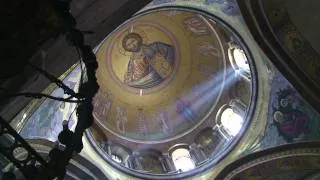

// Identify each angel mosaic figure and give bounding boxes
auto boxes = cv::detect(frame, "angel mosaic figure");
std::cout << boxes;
[115,106,128,134]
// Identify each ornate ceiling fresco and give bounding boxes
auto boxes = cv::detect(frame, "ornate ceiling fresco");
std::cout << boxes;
[238,0,320,111]
[243,69,320,155]
[12,3,258,178]
[85,8,256,178]
[11,0,320,179]
[92,10,248,143]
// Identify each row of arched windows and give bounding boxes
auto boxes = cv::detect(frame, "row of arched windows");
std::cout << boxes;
[105,144,196,173]
[99,98,246,173]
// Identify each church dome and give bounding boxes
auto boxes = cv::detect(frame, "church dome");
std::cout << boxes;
[88,8,256,178]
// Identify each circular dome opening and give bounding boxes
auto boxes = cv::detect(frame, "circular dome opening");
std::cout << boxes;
[87,7,257,179]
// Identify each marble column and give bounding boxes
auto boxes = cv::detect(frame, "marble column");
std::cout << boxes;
[230,99,246,116]
[189,143,206,165]
[107,142,112,155]
[130,151,143,170]
[162,153,176,172]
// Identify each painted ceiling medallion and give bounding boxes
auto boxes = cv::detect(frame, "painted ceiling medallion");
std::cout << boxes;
[107,22,179,92]
[93,10,235,143]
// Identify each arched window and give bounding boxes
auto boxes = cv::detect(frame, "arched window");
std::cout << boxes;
[232,48,249,72]
[228,43,251,79]
[171,148,195,172]
[220,108,243,136]
[107,142,131,167]
[111,154,122,163]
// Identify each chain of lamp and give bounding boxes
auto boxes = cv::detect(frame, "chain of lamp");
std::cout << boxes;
[0,0,99,179]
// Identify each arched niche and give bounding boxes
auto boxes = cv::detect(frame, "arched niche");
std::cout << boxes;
[194,127,218,157]
[132,149,166,174]
[89,123,108,150]
[107,142,132,167]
